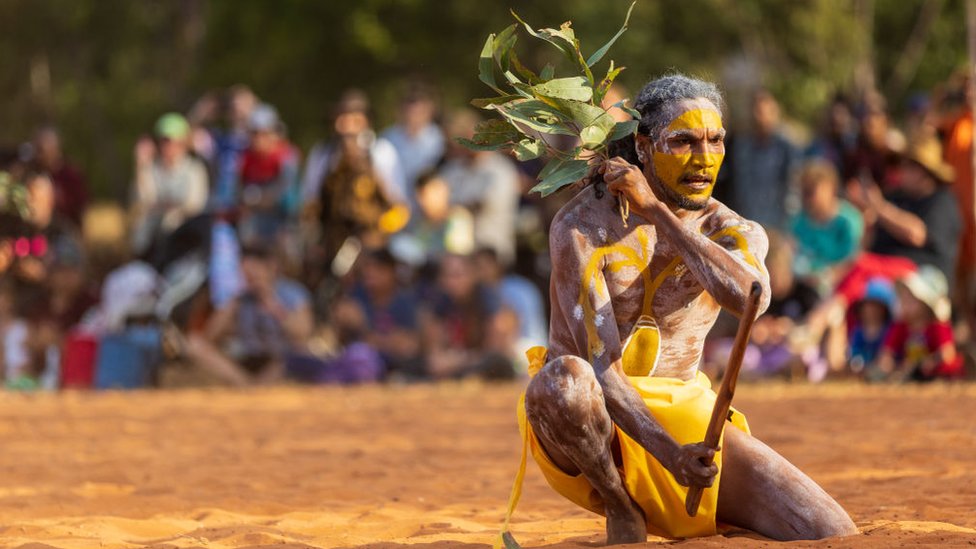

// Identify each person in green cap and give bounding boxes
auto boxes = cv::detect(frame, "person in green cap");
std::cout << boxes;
[131,112,210,257]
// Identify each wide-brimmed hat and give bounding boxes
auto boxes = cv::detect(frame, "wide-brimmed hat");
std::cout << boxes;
[904,137,955,184]
[898,265,952,322]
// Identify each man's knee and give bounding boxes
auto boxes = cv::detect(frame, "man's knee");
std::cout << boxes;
[525,355,608,431]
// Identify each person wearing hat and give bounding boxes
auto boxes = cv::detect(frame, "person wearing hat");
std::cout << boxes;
[131,112,210,257]
[876,265,963,381]
[236,103,301,245]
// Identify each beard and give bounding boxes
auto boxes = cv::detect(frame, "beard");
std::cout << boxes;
[649,176,711,211]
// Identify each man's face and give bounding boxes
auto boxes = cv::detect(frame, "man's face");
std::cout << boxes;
[642,99,725,210]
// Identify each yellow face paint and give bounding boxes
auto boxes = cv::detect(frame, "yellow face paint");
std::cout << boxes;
[651,109,725,203]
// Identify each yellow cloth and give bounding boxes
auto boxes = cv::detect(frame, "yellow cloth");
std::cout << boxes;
[504,346,750,542]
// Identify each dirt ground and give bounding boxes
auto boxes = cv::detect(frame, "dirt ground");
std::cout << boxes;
[1,381,975,549]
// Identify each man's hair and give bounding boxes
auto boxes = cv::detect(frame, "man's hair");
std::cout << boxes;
[634,73,725,143]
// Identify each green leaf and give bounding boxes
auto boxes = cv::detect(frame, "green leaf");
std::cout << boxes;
[539,64,555,80]
[531,76,593,102]
[593,61,625,106]
[478,34,503,94]
[456,118,521,151]
[580,124,611,149]
[512,138,545,161]
[608,119,639,142]
[492,24,518,72]
[538,97,615,133]
[611,99,641,120]
[586,1,636,67]
[470,95,522,109]
[509,50,540,85]
[490,100,576,136]
[511,10,592,84]
[530,159,591,196]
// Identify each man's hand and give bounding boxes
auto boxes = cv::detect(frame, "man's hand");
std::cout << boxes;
[666,442,719,488]
[600,156,660,214]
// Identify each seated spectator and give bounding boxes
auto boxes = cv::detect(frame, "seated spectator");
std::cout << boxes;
[807,138,962,354]
[186,244,312,385]
[381,82,445,199]
[843,101,904,191]
[131,113,209,258]
[237,103,301,244]
[390,170,474,266]
[210,85,258,210]
[876,266,962,381]
[345,248,423,379]
[28,125,90,228]
[473,247,547,361]
[848,277,895,378]
[790,160,863,290]
[420,253,516,380]
[0,281,31,389]
[842,136,961,299]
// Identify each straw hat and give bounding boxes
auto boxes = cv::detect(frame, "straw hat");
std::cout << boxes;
[898,265,952,322]
[904,137,955,184]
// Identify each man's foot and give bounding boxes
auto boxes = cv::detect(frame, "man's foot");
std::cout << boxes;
[605,499,646,545]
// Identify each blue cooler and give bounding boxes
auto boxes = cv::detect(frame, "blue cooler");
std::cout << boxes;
[93,326,162,389]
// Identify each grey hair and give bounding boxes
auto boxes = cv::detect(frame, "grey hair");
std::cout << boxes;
[634,73,725,143]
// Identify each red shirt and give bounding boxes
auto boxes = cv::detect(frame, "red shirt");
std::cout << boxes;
[882,320,962,377]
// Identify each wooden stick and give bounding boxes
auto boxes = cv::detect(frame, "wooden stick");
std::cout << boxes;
[685,281,763,517]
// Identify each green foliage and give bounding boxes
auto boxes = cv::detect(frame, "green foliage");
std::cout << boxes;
[0,172,31,219]
[464,3,639,196]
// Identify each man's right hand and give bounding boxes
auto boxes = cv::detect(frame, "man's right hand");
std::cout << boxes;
[666,442,719,488]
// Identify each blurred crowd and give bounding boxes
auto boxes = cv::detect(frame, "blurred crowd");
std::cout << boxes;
[0,72,973,390]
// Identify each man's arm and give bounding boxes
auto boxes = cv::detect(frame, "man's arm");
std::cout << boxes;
[602,157,771,316]
[549,217,718,487]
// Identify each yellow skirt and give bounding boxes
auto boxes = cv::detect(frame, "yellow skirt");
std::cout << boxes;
[515,348,750,539]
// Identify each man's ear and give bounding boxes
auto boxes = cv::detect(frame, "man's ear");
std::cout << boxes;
[635,134,653,163]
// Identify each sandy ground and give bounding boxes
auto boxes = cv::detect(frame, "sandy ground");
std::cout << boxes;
[1,381,975,549]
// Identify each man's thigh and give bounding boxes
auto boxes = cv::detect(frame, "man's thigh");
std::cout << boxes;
[717,425,857,541]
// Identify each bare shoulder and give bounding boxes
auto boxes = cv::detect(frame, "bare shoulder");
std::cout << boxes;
[549,187,620,252]
[700,199,768,244]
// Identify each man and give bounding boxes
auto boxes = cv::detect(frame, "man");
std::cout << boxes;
[720,89,799,230]
[380,82,445,198]
[186,244,313,386]
[29,126,90,228]
[522,74,856,543]
[439,109,520,266]
[130,113,209,257]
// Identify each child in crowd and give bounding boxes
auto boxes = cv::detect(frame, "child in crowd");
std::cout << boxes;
[876,265,962,381]
[790,159,863,293]
[847,277,896,378]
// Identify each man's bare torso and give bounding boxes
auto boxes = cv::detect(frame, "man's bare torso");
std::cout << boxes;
[547,187,766,381]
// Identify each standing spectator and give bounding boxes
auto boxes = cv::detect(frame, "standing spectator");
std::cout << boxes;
[186,244,313,386]
[790,160,863,289]
[843,103,903,191]
[381,82,445,200]
[237,104,300,245]
[301,90,407,277]
[806,93,858,176]
[939,75,976,331]
[439,109,519,265]
[27,126,89,228]
[420,253,516,379]
[722,89,800,230]
[210,85,258,211]
[130,113,209,258]
[877,266,962,381]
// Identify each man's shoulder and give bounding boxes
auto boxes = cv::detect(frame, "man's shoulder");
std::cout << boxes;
[700,198,764,234]
[551,187,617,235]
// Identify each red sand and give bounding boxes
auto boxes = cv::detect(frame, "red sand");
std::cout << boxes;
[0,381,975,548]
